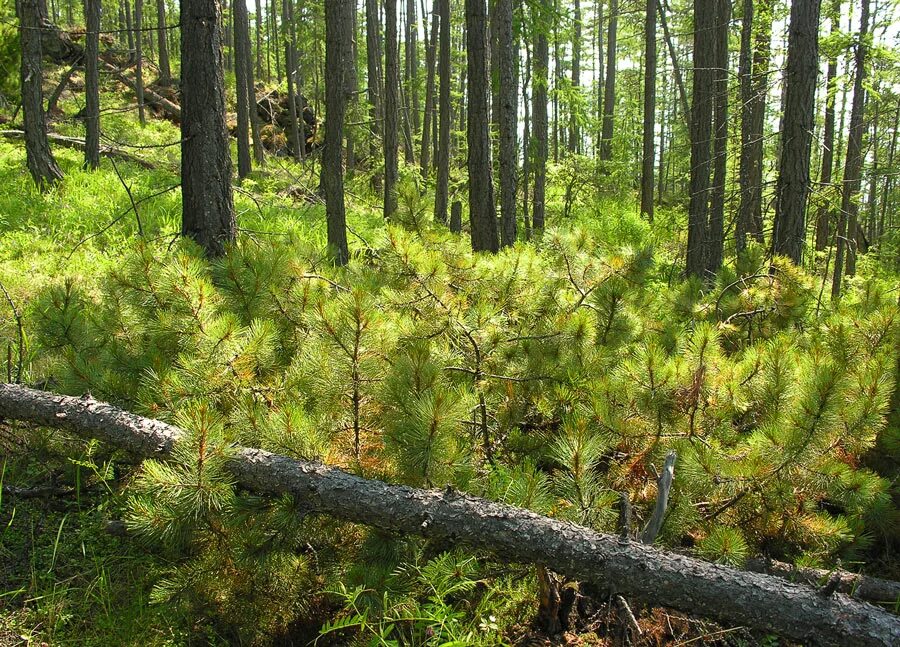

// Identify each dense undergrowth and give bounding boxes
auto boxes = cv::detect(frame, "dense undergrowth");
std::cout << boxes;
[1,82,899,645]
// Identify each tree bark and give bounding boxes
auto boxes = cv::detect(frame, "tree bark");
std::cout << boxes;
[832,0,869,298]
[180,0,235,258]
[532,4,549,233]
[255,0,263,78]
[705,0,729,275]
[420,0,439,177]
[772,0,820,265]
[568,0,581,153]
[599,0,617,162]
[814,4,839,252]
[640,0,657,222]
[686,0,715,278]
[17,0,63,188]
[323,0,351,265]
[1,383,898,647]
[384,0,400,218]
[234,0,252,179]
[283,0,302,161]
[156,0,171,84]
[83,0,101,170]
[434,0,451,224]
[497,0,516,247]
[366,0,384,190]
[465,0,499,252]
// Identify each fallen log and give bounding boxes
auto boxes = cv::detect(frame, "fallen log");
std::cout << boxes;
[746,557,900,607]
[0,383,897,646]
[102,64,181,122]
[0,130,155,169]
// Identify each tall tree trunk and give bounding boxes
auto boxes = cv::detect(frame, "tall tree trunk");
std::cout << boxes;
[283,0,302,161]
[17,0,63,188]
[877,99,900,242]
[156,0,171,83]
[595,0,604,155]
[640,0,657,221]
[434,0,451,224]
[324,0,352,265]
[706,0,729,275]
[523,31,532,238]
[134,0,146,125]
[466,0,499,252]
[532,4,549,233]
[657,1,689,125]
[772,0,820,265]
[234,0,252,179]
[599,0,617,162]
[346,2,360,174]
[568,0,581,153]
[833,0,870,292]
[686,0,716,278]
[84,0,101,170]
[814,5,839,252]
[255,0,263,79]
[420,0,439,177]
[741,0,772,243]
[366,0,384,191]
[124,0,135,61]
[384,0,400,218]
[552,0,560,162]
[736,0,754,253]
[497,0,516,247]
[180,0,236,257]
[405,0,420,136]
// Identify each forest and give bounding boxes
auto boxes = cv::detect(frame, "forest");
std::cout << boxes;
[0,0,899,644]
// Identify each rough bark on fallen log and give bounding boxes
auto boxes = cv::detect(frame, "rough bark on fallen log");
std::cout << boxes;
[0,383,897,646]
[0,130,155,169]
[746,557,900,607]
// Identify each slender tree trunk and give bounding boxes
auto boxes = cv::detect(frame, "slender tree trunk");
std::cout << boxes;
[568,0,581,153]
[640,0,657,221]
[434,0,451,224]
[124,0,135,60]
[255,0,262,79]
[19,0,64,188]
[385,0,400,218]
[283,0,302,161]
[746,0,772,243]
[234,0,252,178]
[706,0,729,274]
[552,0,561,163]
[686,0,716,278]
[815,7,839,252]
[134,0,146,125]
[595,0,604,155]
[346,2,360,174]
[323,0,352,265]
[420,0,439,177]
[532,4,549,233]
[833,0,870,291]
[772,0,821,265]
[466,0,499,252]
[156,0,171,83]
[736,0,754,253]
[84,0,101,170]
[878,99,900,242]
[497,0,516,246]
[523,32,532,238]
[180,0,236,257]
[366,0,384,190]
[406,0,420,136]
[599,0,617,162]
[657,1,689,125]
